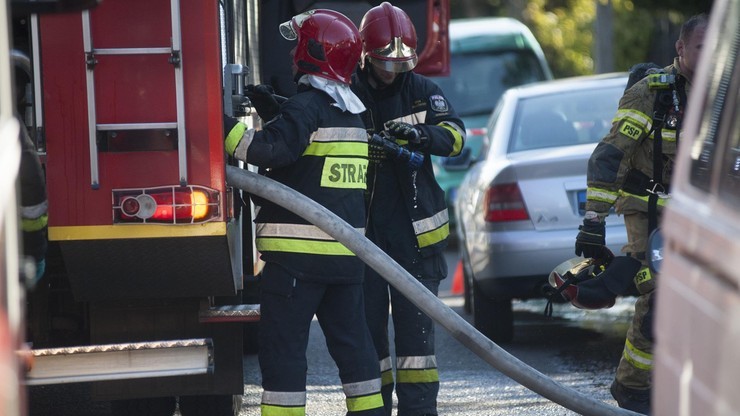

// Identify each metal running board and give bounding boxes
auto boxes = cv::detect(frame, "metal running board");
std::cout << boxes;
[24,338,212,385]
[199,304,261,323]
[82,0,188,189]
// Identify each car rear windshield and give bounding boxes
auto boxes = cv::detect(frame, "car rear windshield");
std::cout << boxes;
[433,51,548,117]
[509,84,625,152]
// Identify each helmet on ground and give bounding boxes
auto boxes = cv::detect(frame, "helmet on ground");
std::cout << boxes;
[279,9,362,84]
[358,2,418,73]
[549,249,643,310]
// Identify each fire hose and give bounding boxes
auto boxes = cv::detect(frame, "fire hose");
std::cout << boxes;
[226,165,641,416]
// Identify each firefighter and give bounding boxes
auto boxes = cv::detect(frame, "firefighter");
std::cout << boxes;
[350,3,465,415]
[574,13,708,414]
[223,9,384,416]
[18,119,48,288]
[14,58,47,288]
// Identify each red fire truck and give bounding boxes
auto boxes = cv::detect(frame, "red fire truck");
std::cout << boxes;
[10,0,449,414]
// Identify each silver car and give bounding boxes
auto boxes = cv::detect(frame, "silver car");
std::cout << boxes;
[454,73,630,342]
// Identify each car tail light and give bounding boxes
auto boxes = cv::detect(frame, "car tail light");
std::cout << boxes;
[484,183,529,222]
[113,185,220,224]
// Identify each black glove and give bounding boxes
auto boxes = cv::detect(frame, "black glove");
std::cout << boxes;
[385,121,423,144]
[575,217,606,259]
[245,84,281,121]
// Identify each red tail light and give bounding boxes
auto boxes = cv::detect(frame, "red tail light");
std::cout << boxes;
[113,185,220,224]
[484,183,529,222]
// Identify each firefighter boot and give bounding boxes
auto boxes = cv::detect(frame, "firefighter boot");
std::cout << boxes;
[610,380,650,415]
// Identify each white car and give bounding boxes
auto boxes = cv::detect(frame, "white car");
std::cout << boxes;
[652,0,740,414]
[454,73,630,342]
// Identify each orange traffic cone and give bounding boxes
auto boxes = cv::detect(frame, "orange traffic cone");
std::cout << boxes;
[451,260,464,295]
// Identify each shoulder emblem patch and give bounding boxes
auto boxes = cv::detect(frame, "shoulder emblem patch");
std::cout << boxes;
[430,95,448,112]
[619,120,644,140]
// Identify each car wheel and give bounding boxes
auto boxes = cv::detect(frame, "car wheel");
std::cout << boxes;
[471,279,514,343]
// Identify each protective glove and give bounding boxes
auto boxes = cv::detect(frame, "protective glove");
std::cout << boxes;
[575,213,606,259]
[384,121,424,145]
[245,84,281,121]
[223,114,247,157]
[572,277,616,309]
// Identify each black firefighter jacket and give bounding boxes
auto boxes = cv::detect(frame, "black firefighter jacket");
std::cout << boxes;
[351,68,466,271]
[233,85,369,283]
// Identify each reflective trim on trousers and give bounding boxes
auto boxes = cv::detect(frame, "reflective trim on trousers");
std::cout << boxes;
[622,338,653,371]
[396,355,439,383]
[261,390,306,416]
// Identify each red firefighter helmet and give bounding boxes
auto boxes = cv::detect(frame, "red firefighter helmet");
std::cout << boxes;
[279,9,362,84]
[358,2,418,73]
[548,249,644,311]
[548,249,617,310]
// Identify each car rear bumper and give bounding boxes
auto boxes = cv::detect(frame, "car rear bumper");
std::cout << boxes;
[466,224,628,299]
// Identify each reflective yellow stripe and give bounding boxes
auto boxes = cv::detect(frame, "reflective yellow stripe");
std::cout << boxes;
[417,223,449,248]
[257,223,364,240]
[261,404,305,416]
[303,141,368,157]
[379,357,394,386]
[256,237,354,256]
[413,210,449,248]
[396,368,439,384]
[623,338,653,371]
[587,187,619,204]
[346,393,384,412]
[22,214,48,232]
[619,191,669,207]
[615,109,652,131]
[657,129,677,142]
[393,112,426,126]
[380,369,394,386]
[396,355,439,383]
[48,223,227,241]
[225,122,247,156]
[634,267,653,286]
[309,126,368,143]
[21,200,48,219]
[321,157,367,189]
[439,121,465,156]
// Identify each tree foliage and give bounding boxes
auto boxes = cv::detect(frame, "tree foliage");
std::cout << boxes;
[450,0,714,78]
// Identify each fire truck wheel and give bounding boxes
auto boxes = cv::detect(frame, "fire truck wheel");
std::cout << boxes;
[110,397,176,416]
[179,394,242,416]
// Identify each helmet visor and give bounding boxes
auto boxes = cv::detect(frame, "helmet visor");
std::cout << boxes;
[368,56,418,73]
[279,10,315,41]
[366,37,417,73]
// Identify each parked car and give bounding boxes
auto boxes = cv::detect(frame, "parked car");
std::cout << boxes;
[454,73,630,342]
[430,17,553,229]
[652,1,740,414]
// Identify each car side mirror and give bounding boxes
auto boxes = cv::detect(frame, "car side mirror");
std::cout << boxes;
[441,147,473,171]
[647,228,663,275]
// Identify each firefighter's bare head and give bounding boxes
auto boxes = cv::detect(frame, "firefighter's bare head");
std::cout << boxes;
[676,13,709,81]
[279,9,362,85]
[359,2,418,75]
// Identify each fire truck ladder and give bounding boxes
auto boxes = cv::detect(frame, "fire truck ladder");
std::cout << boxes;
[81,0,188,189]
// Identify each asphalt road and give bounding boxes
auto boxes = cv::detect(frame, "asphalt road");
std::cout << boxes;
[28,247,636,415]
